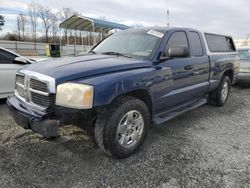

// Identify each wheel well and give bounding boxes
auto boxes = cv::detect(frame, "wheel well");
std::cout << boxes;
[119,90,153,119]
[223,69,234,83]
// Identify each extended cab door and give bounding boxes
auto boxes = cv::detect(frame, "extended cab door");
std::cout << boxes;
[0,49,24,97]
[155,30,210,112]
[186,30,210,96]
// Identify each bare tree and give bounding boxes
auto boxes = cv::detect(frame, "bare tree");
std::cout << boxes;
[28,1,39,42]
[19,14,28,40]
[38,5,52,43]
[16,16,21,40]
[51,13,58,43]
[0,15,5,31]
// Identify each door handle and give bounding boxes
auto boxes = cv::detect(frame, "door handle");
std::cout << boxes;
[193,71,200,75]
[184,65,193,70]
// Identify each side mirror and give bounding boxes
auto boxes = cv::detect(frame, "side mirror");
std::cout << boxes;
[14,57,29,64]
[168,46,190,58]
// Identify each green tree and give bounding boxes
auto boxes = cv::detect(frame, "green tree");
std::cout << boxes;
[0,15,5,31]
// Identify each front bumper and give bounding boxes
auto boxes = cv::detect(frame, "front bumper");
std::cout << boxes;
[7,96,59,138]
[7,96,97,138]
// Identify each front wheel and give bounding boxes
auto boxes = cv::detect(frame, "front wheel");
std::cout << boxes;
[95,96,150,159]
[210,75,231,106]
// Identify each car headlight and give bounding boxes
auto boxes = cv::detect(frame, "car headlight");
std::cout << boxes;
[56,83,94,109]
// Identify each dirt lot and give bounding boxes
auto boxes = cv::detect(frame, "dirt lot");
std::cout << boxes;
[0,86,249,188]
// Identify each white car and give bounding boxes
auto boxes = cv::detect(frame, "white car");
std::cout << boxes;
[0,47,35,99]
[237,48,250,83]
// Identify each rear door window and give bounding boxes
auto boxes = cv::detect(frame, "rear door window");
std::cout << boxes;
[205,34,236,52]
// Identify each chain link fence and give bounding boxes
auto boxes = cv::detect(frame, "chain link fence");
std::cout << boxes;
[0,40,92,56]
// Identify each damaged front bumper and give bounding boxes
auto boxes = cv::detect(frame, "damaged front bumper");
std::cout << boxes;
[7,96,96,138]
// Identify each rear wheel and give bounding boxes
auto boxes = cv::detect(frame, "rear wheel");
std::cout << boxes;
[95,96,150,159]
[210,75,231,106]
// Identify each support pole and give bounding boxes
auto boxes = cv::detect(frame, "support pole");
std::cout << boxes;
[74,29,77,56]
[88,31,90,46]
[101,28,103,41]
[67,29,70,56]
[92,22,95,45]
[59,28,62,53]
[81,30,84,52]
[67,29,69,46]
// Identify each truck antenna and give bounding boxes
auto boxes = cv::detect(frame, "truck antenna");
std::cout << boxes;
[167,9,170,27]
[166,0,170,27]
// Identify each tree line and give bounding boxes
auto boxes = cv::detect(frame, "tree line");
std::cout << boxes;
[0,15,4,31]
[0,1,95,45]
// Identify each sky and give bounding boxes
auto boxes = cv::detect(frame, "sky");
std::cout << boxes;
[0,0,250,39]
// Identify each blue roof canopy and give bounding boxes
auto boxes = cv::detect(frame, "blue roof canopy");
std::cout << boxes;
[59,15,131,33]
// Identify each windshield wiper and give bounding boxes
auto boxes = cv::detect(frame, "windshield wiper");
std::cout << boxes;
[102,52,132,58]
[88,50,96,54]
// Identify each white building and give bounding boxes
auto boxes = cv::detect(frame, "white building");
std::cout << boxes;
[234,39,250,48]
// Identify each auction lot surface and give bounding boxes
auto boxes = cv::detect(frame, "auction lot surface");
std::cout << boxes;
[0,86,249,188]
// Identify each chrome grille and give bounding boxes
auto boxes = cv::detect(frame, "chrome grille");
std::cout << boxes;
[15,71,55,110]
[30,78,48,92]
[16,75,25,85]
[15,75,26,98]
[31,92,52,108]
[16,84,26,98]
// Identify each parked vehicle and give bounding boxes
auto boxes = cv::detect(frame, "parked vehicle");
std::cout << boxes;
[237,48,250,82]
[0,47,35,99]
[7,27,240,158]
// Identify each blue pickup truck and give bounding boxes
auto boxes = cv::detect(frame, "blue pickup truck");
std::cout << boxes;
[7,27,240,158]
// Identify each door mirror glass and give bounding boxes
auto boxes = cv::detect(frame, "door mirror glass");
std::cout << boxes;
[159,31,189,61]
[168,46,190,58]
[13,57,28,64]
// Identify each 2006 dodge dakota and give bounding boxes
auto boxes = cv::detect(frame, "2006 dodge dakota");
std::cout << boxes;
[7,27,240,158]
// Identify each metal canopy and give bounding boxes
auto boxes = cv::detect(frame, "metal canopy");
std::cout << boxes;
[59,15,131,55]
[59,15,131,32]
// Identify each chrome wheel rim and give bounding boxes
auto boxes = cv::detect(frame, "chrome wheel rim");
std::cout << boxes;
[117,110,144,149]
[221,81,229,102]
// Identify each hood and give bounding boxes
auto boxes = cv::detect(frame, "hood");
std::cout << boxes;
[240,59,250,69]
[24,54,152,84]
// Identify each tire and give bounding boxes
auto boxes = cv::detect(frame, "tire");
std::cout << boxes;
[95,96,150,159]
[210,75,231,106]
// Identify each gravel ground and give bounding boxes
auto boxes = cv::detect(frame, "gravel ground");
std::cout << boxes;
[0,86,249,188]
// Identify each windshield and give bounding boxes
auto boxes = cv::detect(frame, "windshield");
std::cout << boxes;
[92,29,164,59]
[238,49,250,60]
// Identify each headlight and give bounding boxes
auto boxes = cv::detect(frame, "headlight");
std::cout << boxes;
[56,83,94,109]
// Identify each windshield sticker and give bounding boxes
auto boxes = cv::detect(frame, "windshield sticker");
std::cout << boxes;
[147,30,164,38]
